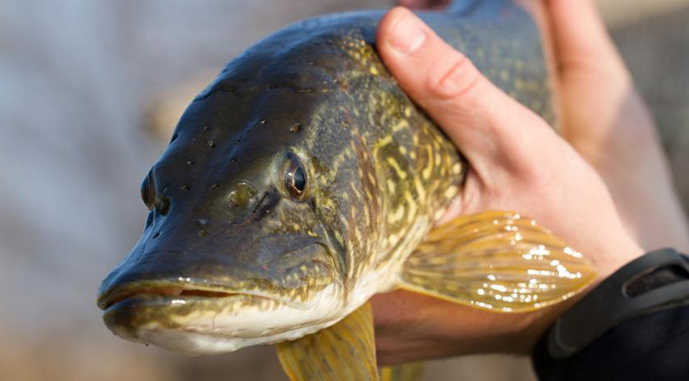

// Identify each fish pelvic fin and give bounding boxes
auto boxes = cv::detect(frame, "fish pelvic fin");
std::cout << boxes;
[399,211,597,312]
[276,302,379,381]
[379,362,424,381]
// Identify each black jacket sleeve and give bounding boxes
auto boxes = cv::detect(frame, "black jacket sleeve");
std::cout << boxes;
[533,304,689,381]
[533,250,689,381]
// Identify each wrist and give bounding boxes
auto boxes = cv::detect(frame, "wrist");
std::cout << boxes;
[595,234,644,281]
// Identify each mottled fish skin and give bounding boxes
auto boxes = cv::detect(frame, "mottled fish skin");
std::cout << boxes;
[97,0,552,353]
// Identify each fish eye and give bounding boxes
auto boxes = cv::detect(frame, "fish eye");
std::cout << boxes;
[283,153,308,200]
[140,172,156,210]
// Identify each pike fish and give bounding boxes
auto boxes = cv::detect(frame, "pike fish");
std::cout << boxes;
[97,0,596,379]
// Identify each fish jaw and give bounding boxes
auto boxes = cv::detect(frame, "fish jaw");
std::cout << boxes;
[100,283,349,355]
[96,242,404,355]
[96,237,350,354]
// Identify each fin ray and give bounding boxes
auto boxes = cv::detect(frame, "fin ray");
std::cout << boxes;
[380,362,424,381]
[276,302,379,381]
[400,211,596,312]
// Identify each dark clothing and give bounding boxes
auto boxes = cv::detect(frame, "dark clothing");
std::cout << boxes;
[533,250,689,381]
[533,304,689,381]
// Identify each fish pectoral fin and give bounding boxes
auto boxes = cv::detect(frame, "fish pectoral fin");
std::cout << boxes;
[380,362,424,381]
[400,211,597,313]
[276,302,379,381]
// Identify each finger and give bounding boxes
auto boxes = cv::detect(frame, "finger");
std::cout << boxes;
[544,0,627,78]
[376,7,554,172]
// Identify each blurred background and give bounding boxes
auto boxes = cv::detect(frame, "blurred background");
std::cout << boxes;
[1,0,687,380]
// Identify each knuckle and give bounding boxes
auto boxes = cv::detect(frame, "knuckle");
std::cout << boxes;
[426,50,482,100]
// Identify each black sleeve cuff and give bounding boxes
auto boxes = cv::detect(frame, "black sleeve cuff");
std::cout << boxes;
[532,249,689,381]
[533,304,689,381]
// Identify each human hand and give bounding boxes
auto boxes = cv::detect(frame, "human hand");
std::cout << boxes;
[541,0,689,252]
[371,5,644,364]
[398,0,689,254]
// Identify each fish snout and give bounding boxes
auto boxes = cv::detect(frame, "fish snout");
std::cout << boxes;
[97,236,339,311]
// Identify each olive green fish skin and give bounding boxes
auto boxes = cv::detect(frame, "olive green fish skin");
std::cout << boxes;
[98,0,552,350]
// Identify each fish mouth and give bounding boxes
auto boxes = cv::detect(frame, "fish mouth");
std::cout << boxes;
[97,281,291,350]
[97,278,345,354]
[97,282,273,311]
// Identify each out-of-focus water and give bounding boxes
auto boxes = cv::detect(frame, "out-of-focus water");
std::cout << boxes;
[0,0,687,380]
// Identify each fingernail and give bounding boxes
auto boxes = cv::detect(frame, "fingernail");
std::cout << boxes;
[387,11,426,54]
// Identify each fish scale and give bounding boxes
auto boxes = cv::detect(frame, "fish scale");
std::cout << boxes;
[294,25,467,285]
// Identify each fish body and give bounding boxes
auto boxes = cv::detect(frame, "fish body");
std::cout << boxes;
[97,0,592,376]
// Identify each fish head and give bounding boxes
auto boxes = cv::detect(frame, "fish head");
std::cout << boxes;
[97,17,391,354]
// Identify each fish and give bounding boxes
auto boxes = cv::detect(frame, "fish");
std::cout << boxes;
[97,0,596,379]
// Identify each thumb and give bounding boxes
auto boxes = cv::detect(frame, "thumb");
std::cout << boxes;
[376,7,554,174]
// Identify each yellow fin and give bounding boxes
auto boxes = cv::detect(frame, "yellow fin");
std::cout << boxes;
[400,211,596,312]
[276,302,379,381]
[380,362,424,381]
